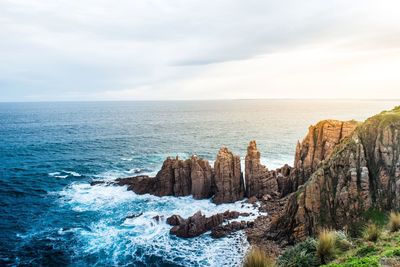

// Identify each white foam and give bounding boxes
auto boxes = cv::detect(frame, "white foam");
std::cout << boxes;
[49,172,61,176]
[63,170,82,177]
[59,183,137,212]
[59,182,260,266]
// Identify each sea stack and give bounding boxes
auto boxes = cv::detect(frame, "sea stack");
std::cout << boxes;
[213,147,245,204]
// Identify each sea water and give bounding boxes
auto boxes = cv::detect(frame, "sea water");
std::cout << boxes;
[0,100,398,266]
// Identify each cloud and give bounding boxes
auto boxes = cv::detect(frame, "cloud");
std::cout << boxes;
[0,0,400,101]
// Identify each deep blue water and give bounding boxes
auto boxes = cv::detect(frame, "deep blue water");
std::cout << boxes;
[1,100,398,266]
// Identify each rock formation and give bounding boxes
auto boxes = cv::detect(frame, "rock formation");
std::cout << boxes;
[269,107,400,243]
[190,156,214,199]
[275,120,359,197]
[211,220,254,238]
[293,120,359,186]
[167,210,248,238]
[213,147,245,204]
[245,141,279,198]
[116,155,214,199]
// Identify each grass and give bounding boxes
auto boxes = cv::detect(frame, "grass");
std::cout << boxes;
[243,247,275,267]
[317,229,336,264]
[321,229,400,267]
[364,223,381,242]
[389,212,400,232]
[277,238,320,267]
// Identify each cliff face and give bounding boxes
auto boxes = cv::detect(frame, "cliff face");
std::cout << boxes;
[287,120,359,195]
[269,107,400,243]
[213,147,245,204]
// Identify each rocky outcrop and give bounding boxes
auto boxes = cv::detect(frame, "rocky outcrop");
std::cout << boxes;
[167,210,247,238]
[293,120,359,185]
[213,147,245,204]
[190,157,214,199]
[245,141,279,197]
[211,220,254,238]
[273,120,358,197]
[269,107,400,243]
[116,155,214,199]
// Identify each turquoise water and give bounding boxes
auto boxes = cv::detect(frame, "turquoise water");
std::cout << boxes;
[0,100,398,266]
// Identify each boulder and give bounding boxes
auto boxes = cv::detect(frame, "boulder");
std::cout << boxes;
[169,210,245,238]
[166,214,185,226]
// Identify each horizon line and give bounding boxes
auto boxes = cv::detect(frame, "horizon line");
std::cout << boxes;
[1,98,400,103]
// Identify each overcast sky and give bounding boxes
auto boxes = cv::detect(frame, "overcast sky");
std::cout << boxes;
[1,0,400,101]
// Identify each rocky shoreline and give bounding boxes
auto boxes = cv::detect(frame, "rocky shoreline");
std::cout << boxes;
[91,106,400,258]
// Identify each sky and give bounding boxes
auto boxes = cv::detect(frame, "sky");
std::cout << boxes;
[1,0,400,101]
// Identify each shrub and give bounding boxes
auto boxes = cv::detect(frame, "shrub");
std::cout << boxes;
[277,238,320,267]
[389,212,400,232]
[243,247,275,267]
[323,256,379,267]
[317,229,336,264]
[363,223,381,242]
[356,244,378,257]
[334,231,352,251]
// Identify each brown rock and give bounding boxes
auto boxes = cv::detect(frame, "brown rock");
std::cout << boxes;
[190,156,214,199]
[116,175,157,195]
[211,221,252,238]
[213,147,245,204]
[269,107,400,243]
[169,210,245,238]
[294,120,358,184]
[245,141,278,198]
[166,215,185,226]
[247,196,258,204]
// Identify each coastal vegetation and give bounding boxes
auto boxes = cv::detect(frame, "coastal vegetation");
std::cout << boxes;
[244,211,400,267]
[245,220,400,267]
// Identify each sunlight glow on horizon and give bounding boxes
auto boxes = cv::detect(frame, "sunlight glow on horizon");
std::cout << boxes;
[1,0,400,101]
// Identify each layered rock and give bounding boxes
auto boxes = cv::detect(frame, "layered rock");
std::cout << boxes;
[190,156,214,199]
[274,120,358,197]
[167,210,246,238]
[213,147,245,204]
[116,155,213,198]
[293,120,359,184]
[269,107,400,243]
[245,141,278,198]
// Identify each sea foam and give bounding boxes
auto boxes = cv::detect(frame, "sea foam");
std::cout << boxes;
[59,180,261,266]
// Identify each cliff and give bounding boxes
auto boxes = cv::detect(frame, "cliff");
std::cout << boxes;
[269,106,400,243]
[278,120,358,196]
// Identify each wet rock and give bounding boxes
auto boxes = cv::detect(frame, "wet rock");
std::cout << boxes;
[166,215,185,226]
[90,180,106,186]
[247,196,258,204]
[169,210,246,238]
[126,212,143,219]
[211,221,253,238]
[152,215,163,223]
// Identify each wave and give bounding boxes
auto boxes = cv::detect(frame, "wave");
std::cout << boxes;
[48,170,82,179]
[58,181,262,266]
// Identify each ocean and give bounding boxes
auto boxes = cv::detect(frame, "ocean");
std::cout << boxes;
[0,100,398,266]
